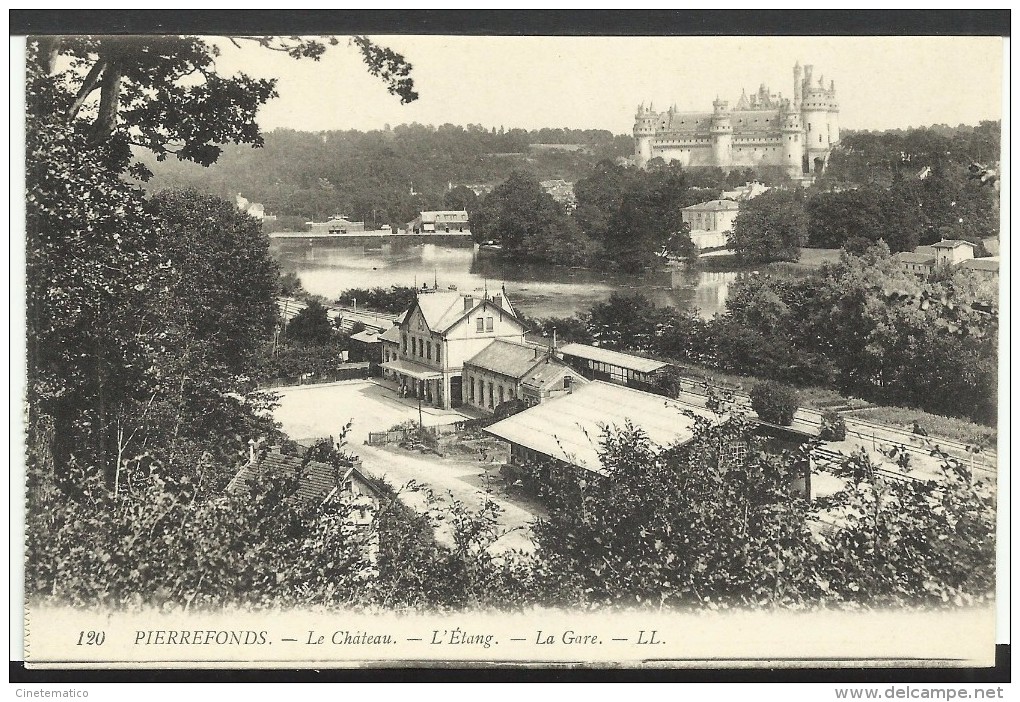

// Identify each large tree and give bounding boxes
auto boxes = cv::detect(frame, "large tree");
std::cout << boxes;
[33,35,416,171]
[472,170,596,265]
[25,34,418,484]
[730,189,809,263]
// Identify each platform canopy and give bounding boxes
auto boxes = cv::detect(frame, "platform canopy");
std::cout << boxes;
[380,359,442,380]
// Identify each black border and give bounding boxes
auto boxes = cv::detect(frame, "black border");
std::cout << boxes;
[8,10,1012,37]
[10,7,1010,685]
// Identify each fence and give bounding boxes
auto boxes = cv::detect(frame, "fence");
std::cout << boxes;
[366,420,486,446]
[261,362,373,389]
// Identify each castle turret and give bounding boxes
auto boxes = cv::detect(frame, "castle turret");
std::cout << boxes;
[633,103,658,167]
[793,61,803,109]
[781,110,804,177]
[710,97,732,167]
[800,65,830,174]
[826,79,840,147]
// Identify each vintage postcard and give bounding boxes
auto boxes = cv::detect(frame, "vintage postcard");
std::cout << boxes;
[14,26,1006,671]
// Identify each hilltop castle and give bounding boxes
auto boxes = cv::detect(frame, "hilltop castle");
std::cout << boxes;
[633,62,839,178]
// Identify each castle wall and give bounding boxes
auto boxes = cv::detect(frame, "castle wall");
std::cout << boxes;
[649,143,715,167]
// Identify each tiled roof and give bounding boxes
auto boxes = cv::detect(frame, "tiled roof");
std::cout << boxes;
[894,252,935,264]
[410,293,520,334]
[484,381,721,475]
[557,343,669,374]
[959,258,999,272]
[521,358,587,390]
[682,199,740,212]
[226,452,342,507]
[465,340,545,379]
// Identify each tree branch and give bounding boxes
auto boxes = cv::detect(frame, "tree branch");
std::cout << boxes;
[66,58,107,123]
[89,59,122,144]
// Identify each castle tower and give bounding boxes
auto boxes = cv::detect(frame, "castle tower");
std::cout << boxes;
[633,103,658,167]
[800,65,830,174]
[710,97,732,167]
[781,109,804,177]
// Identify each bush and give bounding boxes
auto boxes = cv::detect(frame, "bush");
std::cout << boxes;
[819,410,847,441]
[749,381,800,426]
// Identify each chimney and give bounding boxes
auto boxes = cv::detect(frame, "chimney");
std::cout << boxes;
[492,294,502,309]
[463,295,474,311]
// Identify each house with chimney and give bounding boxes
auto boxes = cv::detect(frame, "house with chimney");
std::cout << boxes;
[380,290,527,409]
[226,446,386,561]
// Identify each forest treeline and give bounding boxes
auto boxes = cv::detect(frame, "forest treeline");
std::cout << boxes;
[139,124,633,226]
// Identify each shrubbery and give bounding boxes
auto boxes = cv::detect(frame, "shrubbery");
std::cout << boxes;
[750,381,800,426]
[819,410,848,441]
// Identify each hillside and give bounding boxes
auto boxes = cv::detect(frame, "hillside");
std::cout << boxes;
[138,124,633,227]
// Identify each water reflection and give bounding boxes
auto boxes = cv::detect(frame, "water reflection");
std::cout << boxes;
[270,239,744,320]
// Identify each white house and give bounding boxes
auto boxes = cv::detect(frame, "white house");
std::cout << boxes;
[380,290,527,409]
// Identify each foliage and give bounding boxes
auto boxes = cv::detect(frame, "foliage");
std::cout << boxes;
[845,407,996,449]
[472,170,597,266]
[572,160,714,271]
[141,125,632,227]
[750,381,800,426]
[34,35,415,171]
[648,366,685,399]
[278,270,306,298]
[730,189,809,263]
[25,438,374,610]
[529,418,824,608]
[336,285,418,315]
[814,447,995,608]
[819,410,847,441]
[518,313,593,346]
[823,122,1001,188]
[286,300,335,346]
[263,216,311,234]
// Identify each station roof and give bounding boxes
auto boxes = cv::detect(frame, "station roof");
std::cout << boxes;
[484,381,719,475]
[557,343,669,374]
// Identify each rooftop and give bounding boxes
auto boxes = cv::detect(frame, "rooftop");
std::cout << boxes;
[521,357,584,390]
[350,329,381,344]
[682,199,741,212]
[227,452,384,508]
[411,291,518,332]
[557,343,670,374]
[379,325,402,344]
[484,381,720,475]
[464,340,545,379]
[959,257,999,272]
[419,210,470,222]
[894,252,935,264]
[933,239,976,250]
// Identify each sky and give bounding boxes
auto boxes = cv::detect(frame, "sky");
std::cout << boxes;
[209,35,1006,135]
